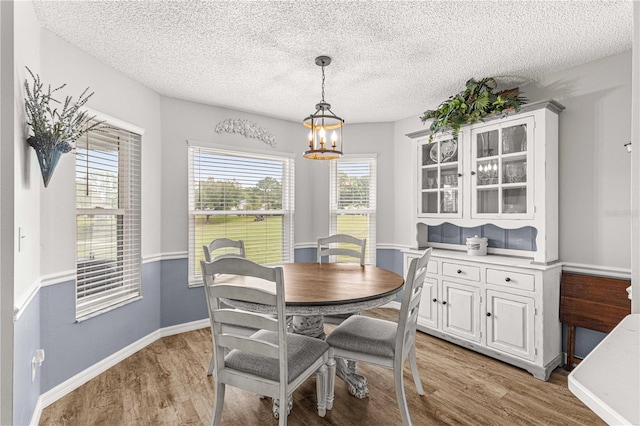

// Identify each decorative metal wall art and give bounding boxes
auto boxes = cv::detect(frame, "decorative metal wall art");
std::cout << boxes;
[215,119,277,148]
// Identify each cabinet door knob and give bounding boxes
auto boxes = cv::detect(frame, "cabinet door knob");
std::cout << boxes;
[457,269,462,274]
[486,312,492,317]
[505,277,511,282]
[470,171,476,176]
[442,301,447,305]
[458,173,462,177]
[432,298,437,303]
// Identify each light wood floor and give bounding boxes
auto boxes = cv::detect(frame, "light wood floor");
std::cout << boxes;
[40,308,604,425]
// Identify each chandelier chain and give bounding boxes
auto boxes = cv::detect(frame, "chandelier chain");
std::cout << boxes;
[321,63,326,102]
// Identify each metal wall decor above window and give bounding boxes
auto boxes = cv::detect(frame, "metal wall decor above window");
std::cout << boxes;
[303,56,344,160]
[76,119,142,320]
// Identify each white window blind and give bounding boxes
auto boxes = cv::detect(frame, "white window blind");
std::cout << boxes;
[188,145,294,285]
[76,122,142,320]
[330,157,377,264]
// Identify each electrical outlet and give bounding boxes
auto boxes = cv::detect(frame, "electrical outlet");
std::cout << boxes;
[31,349,45,382]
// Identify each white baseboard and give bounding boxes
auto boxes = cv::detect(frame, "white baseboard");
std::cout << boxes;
[160,318,209,338]
[28,395,44,426]
[39,331,160,408]
[35,318,210,420]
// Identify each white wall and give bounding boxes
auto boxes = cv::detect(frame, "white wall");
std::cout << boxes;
[522,51,632,269]
[394,114,422,249]
[309,122,397,247]
[13,0,42,310]
[160,97,306,253]
[12,2,164,307]
[159,96,396,254]
[37,29,163,279]
[632,3,639,313]
[394,51,633,271]
[1,2,16,424]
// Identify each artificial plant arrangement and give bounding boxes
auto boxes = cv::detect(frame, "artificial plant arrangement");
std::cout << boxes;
[24,67,102,187]
[420,77,527,141]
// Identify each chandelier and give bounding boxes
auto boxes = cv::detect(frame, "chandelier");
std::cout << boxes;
[303,56,344,160]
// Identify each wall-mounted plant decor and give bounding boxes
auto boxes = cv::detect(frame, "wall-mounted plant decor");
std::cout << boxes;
[24,67,102,187]
[215,118,277,148]
[421,77,526,141]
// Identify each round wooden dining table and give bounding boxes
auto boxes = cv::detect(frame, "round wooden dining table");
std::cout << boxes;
[216,262,405,400]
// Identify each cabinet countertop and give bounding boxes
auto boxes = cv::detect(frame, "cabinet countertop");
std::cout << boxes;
[568,314,639,425]
[403,248,561,270]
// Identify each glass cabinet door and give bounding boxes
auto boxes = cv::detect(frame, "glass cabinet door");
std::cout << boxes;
[419,134,462,217]
[471,117,533,218]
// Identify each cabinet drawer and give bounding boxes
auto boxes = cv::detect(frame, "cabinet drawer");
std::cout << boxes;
[442,262,480,282]
[486,268,535,292]
[405,256,438,276]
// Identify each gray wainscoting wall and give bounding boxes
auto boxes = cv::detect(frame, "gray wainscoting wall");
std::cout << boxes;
[13,290,41,426]
[160,259,208,328]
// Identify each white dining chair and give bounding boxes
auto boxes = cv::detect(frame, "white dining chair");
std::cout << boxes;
[201,257,330,426]
[326,247,432,426]
[317,234,367,326]
[202,238,255,376]
[317,233,366,266]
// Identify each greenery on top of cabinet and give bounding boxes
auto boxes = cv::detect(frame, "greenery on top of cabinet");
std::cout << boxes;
[420,77,527,141]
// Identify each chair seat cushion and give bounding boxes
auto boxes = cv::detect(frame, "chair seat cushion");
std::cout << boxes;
[225,330,329,383]
[326,315,397,358]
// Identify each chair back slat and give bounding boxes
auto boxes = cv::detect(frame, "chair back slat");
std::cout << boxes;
[217,334,280,359]
[211,284,278,306]
[203,238,246,262]
[214,309,279,332]
[318,247,363,259]
[396,248,433,360]
[407,287,423,312]
[407,301,420,322]
[317,234,366,265]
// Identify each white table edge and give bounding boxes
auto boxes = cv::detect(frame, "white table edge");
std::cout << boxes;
[568,314,639,426]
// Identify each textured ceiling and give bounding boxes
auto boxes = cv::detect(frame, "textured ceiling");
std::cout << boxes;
[32,1,632,124]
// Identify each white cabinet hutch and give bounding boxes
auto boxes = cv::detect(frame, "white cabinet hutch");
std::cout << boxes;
[404,100,564,380]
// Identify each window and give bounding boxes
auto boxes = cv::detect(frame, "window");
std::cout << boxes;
[188,145,294,285]
[330,156,377,264]
[76,120,142,320]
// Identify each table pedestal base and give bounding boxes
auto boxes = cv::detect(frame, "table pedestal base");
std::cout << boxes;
[272,395,293,419]
[336,358,368,398]
[291,315,326,339]
[291,315,369,399]
[270,314,369,418]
